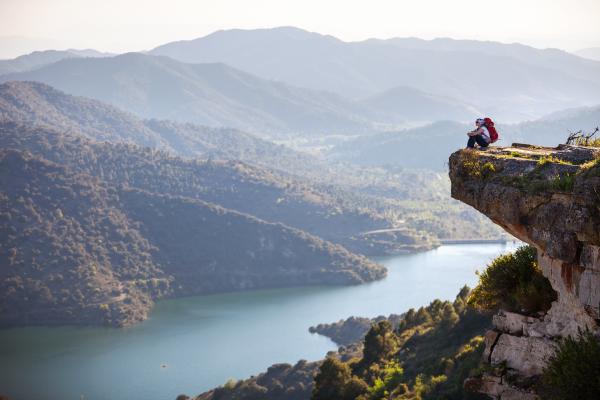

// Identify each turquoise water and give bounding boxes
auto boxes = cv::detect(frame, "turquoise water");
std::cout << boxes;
[0,243,519,400]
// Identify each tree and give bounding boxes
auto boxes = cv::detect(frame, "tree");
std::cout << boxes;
[312,357,367,400]
[440,303,459,329]
[415,307,433,325]
[362,320,399,366]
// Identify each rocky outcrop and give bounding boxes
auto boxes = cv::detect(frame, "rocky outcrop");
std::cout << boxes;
[450,143,600,399]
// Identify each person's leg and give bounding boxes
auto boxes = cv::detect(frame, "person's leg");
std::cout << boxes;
[467,136,476,148]
[475,135,489,148]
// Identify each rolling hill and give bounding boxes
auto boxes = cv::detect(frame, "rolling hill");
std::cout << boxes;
[0,80,319,171]
[0,81,503,244]
[0,81,490,202]
[0,120,439,256]
[0,146,385,327]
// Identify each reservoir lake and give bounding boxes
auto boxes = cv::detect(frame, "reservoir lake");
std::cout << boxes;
[0,242,519,400]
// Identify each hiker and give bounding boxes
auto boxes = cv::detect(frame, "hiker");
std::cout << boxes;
[467,118,498,149]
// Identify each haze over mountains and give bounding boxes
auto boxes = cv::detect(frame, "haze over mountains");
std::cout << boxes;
[328,105,600,170]
[0,53,376,135]
[575,47,600,61]
[0,53,479,135]
[0,49,110,75]
[0,80,502,236]
[0,80,316,171]
[150,27,600,120]
[1,27,599,135]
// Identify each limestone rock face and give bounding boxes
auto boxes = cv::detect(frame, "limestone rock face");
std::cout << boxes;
[490,334,555,377]
[464,375,539,400]
[450,144,600,399]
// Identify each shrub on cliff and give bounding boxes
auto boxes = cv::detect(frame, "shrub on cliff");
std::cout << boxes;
[542,329,600,400]
[467,245,556,314]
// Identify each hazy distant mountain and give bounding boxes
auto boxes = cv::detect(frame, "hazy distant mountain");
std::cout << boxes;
[0,53,378,135]
[329,121,471,170]
[328,104,600,169]
[0,54,485,133]
[574,47,600,61]
[150,27,600,120]
[0,147,384,327]
[0,49,111,75]
[508,104,600,146]
[381,36,599,76]
[360,86,480,122]
[65,49,114,58]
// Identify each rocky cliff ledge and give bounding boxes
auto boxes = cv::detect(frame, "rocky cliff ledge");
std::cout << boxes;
[449,144,600,399]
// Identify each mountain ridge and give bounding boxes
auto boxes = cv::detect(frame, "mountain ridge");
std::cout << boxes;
[0,48,111,75]
[149,27,600,119]
[0,53,376,135]
[0,54,482,134]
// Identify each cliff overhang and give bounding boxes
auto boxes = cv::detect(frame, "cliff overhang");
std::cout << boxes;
[449,143,600,399]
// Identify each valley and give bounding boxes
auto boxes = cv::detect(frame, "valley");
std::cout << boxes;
[0,19,598,400]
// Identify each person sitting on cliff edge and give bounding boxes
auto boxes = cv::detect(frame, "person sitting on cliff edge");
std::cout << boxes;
[466,118,491,150]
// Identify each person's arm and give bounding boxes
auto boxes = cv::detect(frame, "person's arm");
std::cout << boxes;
[467,127,484,136]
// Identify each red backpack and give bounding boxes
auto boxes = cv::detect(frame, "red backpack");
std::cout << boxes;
[483,117,499,143]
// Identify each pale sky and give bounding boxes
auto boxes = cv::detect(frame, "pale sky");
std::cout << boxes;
[1,0,599,58]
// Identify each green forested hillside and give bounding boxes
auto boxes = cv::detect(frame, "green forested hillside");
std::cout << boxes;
[192,287,490,400]
[0,121,436,255]
[0,149,385,327]
[0,81,502,243]
[310,288,490,400]
[0,150,160,326]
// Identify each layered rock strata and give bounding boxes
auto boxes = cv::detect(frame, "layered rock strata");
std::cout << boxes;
[450,143,600,399]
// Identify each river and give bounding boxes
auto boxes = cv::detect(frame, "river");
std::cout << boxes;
[0,243,519,400]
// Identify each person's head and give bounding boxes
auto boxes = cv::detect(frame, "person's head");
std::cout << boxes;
[476,118,485,127]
